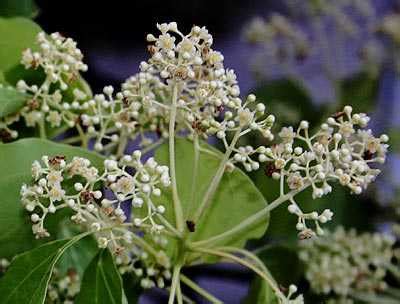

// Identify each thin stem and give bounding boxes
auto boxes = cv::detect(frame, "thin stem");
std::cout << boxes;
[176,276,183,304]
[192,129,241,224]
[76,123,88,148]
[116,131,128,158]
[219,247,268,274]
[155,213,182,238]
[169,83,184,232]
[198,146,222,158]
[166,287,194,304]
[168,264,182,304]
[192,186,307,248]
[180,274,223,304]
[192,247,285,301]
[39,117,47,139]
[189,134,200,216]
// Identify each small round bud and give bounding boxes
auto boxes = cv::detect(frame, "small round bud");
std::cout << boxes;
[157,205,166,214]
[299,120,309,129]
[74,183,83,191]
[289,284,298,294]
[31,213,40,222]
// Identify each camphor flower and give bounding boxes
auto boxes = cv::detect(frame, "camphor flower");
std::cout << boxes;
[21,152,173,288]
[299,227,399,303]
[120,22,276,159]
[16,32,89,133]
[257,106,388,237]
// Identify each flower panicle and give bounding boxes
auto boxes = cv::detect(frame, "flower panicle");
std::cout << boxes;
[256,105,389,237]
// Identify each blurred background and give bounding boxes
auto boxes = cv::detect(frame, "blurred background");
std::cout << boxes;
[3,0,400,302]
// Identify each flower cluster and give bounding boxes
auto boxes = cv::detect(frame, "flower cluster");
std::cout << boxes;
[21,153,173,288]
[16,32,89,131]
[80,78,168,154]
[21,152,170,238]
[255,106,388,237]
[122,23,276,151]
[299,227,399,302]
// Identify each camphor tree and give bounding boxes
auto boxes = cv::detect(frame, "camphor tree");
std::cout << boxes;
[0,17,393,304]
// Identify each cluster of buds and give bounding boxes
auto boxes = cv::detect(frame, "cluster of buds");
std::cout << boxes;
[21,152,171,248]
[299,227,399,301]
[138,22,244,140]
[21,32,88,84]
[16,32,89,130]
[47,269,80,304]
[81,78,168,153]
[21,153,173,289]
[257,106,388,237]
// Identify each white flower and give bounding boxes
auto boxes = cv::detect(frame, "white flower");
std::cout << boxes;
[279,126,295,143]
[47,170,63,187]
[48,185,65,202]
[115,176,135,194]
[46,111,62,127]
[287,172,304,190]
[31,160,42,180]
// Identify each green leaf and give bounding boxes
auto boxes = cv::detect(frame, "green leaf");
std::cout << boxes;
[0,173,39,258]
[0,0,38,18]
[76,249,123,304]
[152,139,268,261]
[0,234,90,304]
[0,138,105,258]
[0,17,41,74]
[339,72,378,113]
[0,85,28,118]
[56,223,99,277]
[242,276,278,304]
[122,273,142,304]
